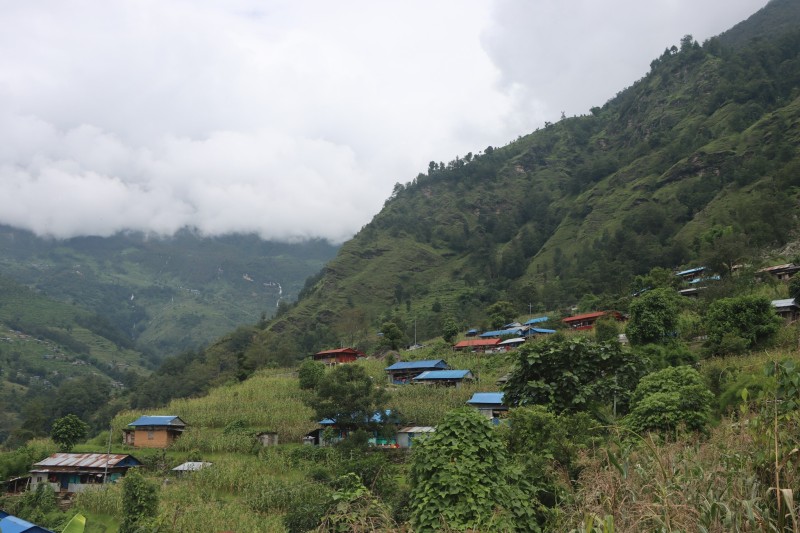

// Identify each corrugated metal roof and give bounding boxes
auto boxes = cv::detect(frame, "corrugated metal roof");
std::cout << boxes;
[129,415,185,427]
[563,311,607,322]
[676,266,707,276]
[524,316,549,325]
[480,327,524,338]
[314,348,366,356]
[385,359,448,371]
[772,298,798,308]
[0,514,54,533]
[454,339,500,348]
[467,392,505,405]
[414,370,473,381]
[172,462,213,471]
[529,327,556,334]
[32,453,138,469]
[498,337,525,345]
[397,426,435,433]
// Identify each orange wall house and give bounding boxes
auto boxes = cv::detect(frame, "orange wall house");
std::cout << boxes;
[123,415,186,449]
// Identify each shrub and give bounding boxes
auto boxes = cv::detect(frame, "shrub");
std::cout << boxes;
[625,366,714,435]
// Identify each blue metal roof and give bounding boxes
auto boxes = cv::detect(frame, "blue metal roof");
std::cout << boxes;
[688,275,720,284]
[524,316,549,325]
[529,327,556,334]
[128,415,185,427]
[467,392,505,405]
[319,409,394,426]
[414,370,473,381]
[676,266,706,276]
[480,327,523,338]
[385,359,448,371]
[466,328,479,334]
[0,514,54,533]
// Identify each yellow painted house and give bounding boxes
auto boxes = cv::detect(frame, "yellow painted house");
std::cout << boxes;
[123,415,186,448]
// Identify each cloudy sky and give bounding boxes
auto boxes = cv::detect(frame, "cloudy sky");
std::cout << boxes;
[0,0,767,242]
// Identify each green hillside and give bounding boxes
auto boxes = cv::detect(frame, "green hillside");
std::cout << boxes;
[0,227,338,357]
[0,274,150,442]
[257,0,800,354]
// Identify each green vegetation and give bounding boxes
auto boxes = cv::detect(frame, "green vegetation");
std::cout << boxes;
[4,2,800,531]
[51,414,89,452]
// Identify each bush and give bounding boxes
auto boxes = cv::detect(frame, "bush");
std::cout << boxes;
[625,366,713,435]
[704,295,782,355]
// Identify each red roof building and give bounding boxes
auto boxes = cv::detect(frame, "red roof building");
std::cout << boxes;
[313,347,367,365]
[562,311,624,330]
[452,339,502,352]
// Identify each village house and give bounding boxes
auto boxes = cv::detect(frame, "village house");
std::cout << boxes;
[498,337,526,350]
[29,453,142,494]
[466,392,508,424]
[312,347,367,365]
[412,369,474,387]
[123,415,186,448]
[758,263,800,282]
[772,298,799,323]
[385,359,449,384]
[562,311,624,330]
[172,462,213,476]
[452,338,501,353]
[305,410,397,446]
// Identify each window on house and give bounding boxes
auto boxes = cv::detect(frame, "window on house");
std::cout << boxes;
[148,431,154,440]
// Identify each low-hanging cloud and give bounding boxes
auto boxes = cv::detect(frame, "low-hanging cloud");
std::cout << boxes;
[0,0,768,242]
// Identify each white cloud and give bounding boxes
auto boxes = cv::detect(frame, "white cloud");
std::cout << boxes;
[0,0,768,241]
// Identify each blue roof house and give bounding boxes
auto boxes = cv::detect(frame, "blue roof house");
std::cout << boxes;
[467,392,508,424]
[124,415,186,448]
[385,359,449,384]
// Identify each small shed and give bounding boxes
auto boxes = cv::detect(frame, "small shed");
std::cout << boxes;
[467,392,508,423]
[772,298,799,323]
[452,339,501,352]
[30,453,141,494]
[413,369,474,387]
[465,328,479,337]
[256,431,279,446]
[312,347,367,365]
[385,359,449,384]
[396,426,435,448]
[124,415,186,448]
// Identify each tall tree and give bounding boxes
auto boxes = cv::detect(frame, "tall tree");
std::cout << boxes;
[626,288,681,345]
[50,414,88,452]
[409,408,539,532]
[307,365,388,429]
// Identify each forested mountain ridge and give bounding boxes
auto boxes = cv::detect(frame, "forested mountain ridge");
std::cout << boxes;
[0,226,338,358]
[259,0,800,352]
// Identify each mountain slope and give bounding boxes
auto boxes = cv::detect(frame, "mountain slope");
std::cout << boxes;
[260,0,800,352]
[0,227,338,357]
